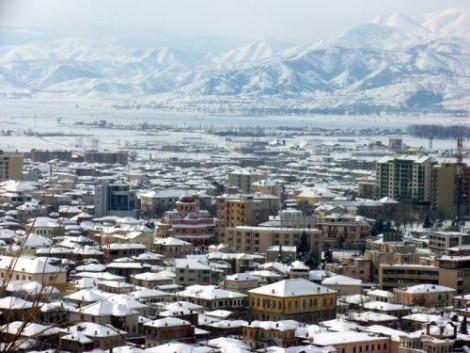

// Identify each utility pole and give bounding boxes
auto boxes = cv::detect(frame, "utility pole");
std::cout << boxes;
[455,137,463,230]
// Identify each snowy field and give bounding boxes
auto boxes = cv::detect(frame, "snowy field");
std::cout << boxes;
[0,98,468,164]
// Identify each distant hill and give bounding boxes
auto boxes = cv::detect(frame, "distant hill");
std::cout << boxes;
[0,9,469,115]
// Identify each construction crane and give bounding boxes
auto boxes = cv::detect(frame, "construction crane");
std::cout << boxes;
[455,136,463,228]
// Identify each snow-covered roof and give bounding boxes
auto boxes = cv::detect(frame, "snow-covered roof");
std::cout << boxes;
[249,278,335,297]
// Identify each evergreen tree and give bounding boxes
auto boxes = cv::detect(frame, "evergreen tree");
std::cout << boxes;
[460,316,468,335]
[423,214,433,229]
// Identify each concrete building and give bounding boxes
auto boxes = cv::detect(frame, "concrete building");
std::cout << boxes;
[228,168,266,193]
[251,178,283,199]
[94,182,138,218]
[379,264,439,290]
[248,278,337,323]
[429,231,470,254]
[393,284,456,307]
[217,225,322,258]
[375,153,435,204]
[0,151,23,181]
[216,192,280,229]
[431,162,470,219]
[438,252,470,295]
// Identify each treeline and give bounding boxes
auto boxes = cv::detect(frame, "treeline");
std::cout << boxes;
[407,125,470,139]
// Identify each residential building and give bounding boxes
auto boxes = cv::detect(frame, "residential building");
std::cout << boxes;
[379,264,439,290]
[248,278,337,323]
[429,231,470,254]
[0,255,67,289]
[174,258,211,286]
[393,284,456,307]
[224,273,259,294]
[154,237,193,258]
[251,178,283,199]
[431,162,470,219]
[321,275,363,296]
[438,252,470,295]
[94,182,138,218]
[215,192,280,229]
[0,151,23,181]
[375,153,435,203]
[309,331,391,353]
[243,320,298,349]
[143,318,194,348]
[217,226,322,258]
[229,168,266,192]
[325,255,371,282]
[176,285,248,310]
[59,322,126,352]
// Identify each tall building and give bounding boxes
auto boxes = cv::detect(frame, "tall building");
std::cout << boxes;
[431,162,470,220]
[0,151,23,181]
[94,182,138,218]
[375,153,435,203]
[215,192,280,229]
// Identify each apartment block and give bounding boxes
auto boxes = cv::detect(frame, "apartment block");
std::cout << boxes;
[375,153,435,203]
[0,151,22,181]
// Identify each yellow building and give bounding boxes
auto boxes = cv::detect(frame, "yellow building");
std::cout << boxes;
[0,151,23,181]
[216,193,280,228]
[251,179,283,199]
[248,278,336,323]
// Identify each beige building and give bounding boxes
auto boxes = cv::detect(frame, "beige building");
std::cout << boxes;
[429,231,470,254]
[0,151,23,181]
[248,278,337,323]
[375,153,435,203]
[251,178,283,199]
[379,264,439,290]
[438,252,470,295]
[229,168,266,193]
[325,255,371,282]
[217,225,322,259]
[394,284,456,307]
[431,162,470,219]
[216,192,280,229]
[224,273,259,294]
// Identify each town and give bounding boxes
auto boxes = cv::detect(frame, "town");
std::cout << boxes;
[0,121,469,353]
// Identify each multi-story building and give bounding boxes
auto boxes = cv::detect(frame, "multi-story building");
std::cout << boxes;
[228,168,266,193]
[438,251,470,295]
[243,320,298,349]
[431,162,470,219]
[94,182,138,218]
[174,259,212,286]
[216,192,280,229]
[251,178,283,199]
[379,264,439,290]
[375,153,435,204]
[429,231,470,254]
[325,255,371,282]
[248,278,336,323]
[217,226,322,258]
[393,284,456,307]
[0,151,22,181]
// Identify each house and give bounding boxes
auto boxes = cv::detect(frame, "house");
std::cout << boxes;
[248,278,337,323]
[224,273,259,294]
[176,285,248,311]
[174,258,212,286]
[154,237,193,258]
[243,320,299,349]
[321,275,363,297]
[59,322,127,352]
[143,317,195,348]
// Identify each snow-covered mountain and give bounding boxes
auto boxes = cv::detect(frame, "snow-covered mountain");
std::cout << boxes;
[1,9,469,115]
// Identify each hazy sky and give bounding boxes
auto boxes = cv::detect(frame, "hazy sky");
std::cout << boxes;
[1,0,469,41]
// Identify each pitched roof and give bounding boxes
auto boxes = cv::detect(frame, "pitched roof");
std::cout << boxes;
[248,278,335,297]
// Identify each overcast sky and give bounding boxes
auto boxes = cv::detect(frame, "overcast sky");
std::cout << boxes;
[1,0,469,41]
